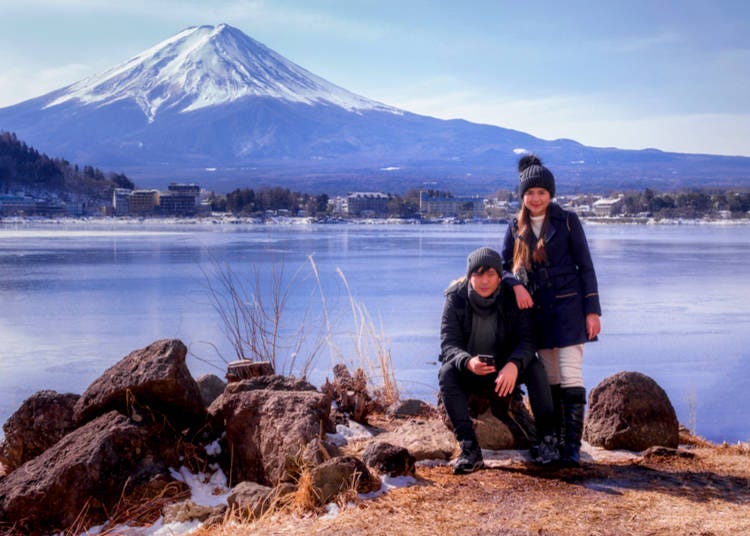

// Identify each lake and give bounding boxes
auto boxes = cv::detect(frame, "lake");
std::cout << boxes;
[1,220,749,443]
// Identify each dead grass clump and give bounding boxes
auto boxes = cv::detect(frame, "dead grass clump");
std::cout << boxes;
[292,468,323,512]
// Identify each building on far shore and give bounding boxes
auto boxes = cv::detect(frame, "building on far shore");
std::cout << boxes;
[345,192,391,217]
[592,195,624,217]
[419,191,485,218]
[112,183,202,217]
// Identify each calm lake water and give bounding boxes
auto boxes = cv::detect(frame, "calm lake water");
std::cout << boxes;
[1,221,749,443]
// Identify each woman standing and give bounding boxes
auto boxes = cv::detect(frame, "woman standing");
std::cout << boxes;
[501,155,602,466]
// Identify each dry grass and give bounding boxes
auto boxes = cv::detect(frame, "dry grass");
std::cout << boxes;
[191,436,750,536]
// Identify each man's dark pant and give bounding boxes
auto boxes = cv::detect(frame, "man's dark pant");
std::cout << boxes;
[439,358,555,444]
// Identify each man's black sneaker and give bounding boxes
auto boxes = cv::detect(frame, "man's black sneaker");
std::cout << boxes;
[453,441,484,474]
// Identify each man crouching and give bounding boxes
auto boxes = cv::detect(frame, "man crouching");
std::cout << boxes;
[439,247,558,474]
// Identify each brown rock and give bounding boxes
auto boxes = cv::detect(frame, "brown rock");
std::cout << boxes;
[584,371,679,451]
[225,375,318,394]
[208,387,332,485]
[73,339,206,429]
[362,442,416,477]
[0,411,168,535]
[0,390,79,472]
[308,456,380,505]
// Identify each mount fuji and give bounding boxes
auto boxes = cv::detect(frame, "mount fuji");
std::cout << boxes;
[1,24,748,193]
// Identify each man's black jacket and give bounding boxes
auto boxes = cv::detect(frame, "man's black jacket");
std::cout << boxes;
[440,278,535,374]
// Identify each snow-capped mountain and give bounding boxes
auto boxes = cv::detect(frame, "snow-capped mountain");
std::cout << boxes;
[45,24,399,122]
[1,24,748,193]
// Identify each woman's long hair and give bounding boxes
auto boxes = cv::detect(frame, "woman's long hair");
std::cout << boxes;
[512,204,549,274]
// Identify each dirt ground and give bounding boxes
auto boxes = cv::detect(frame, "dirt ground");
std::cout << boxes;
[196,428,750,536]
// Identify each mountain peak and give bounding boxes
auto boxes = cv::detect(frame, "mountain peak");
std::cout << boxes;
[44,24,399,122]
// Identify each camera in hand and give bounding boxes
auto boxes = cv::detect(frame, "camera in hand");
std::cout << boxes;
[478,354,495,366]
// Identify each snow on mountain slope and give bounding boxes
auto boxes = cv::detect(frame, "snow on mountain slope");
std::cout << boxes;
[44,24,400,122]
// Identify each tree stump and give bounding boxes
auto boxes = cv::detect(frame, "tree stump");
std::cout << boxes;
[226,360,275,382]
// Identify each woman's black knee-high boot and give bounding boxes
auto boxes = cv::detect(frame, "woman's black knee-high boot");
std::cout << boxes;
[550,384,565,448]
[561,387,586,466]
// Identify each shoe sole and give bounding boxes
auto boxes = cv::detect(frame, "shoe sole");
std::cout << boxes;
[453,461,484,474]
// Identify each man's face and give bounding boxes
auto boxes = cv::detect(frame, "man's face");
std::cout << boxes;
[469,268,500,298]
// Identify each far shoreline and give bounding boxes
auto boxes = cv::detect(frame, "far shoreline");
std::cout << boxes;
[1,214,750,228]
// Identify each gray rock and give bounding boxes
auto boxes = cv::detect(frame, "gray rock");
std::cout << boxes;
[386,399,436,419]
[0,390,79,472]
[374,419,456,460]
[227,481,275,518]
[196,374,227,407]
[584,371,679,451]
[163,500,225,523]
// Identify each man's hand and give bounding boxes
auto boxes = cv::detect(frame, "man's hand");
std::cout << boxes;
[494,362,518,397]
[513,285,534,309]
[467,356,496,376]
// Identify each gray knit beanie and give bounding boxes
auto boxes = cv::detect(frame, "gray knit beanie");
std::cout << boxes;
[518,154,555,198]
[466,247,503,279]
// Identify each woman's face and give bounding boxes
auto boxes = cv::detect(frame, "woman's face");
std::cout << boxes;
[469,268,500,298]
[523,187,551,217]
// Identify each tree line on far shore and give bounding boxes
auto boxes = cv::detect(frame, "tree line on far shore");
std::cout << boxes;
[206,186,750,219]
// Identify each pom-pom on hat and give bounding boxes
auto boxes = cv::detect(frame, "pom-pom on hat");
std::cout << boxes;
[466,247,503,279]
[518,154,555,198]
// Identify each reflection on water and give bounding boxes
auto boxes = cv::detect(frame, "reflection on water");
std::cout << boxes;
[1,222,749,443]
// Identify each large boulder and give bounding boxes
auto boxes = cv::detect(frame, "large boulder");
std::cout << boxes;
[438,389,536,449]
[208,386,333,485]
[73,339,206,429]
[0,411,171,535]
[584,371,679,451]
[0,390,79,472]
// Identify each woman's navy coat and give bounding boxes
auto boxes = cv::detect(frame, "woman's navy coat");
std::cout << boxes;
[501,203,601,349]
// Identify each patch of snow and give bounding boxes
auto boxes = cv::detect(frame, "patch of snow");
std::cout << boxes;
[513,148,529,155]
[169,466,231,507]
[204,440,222,456]
[380,166,401,171]
[326,421,374,447]
[359,474,419,500]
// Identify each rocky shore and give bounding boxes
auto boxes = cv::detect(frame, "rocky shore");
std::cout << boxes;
[1,339,748,535]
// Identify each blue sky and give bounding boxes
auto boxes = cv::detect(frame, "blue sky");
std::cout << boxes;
[1,0,748,156]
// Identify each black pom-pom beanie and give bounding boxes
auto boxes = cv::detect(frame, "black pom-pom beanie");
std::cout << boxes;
[518,154,555,198]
